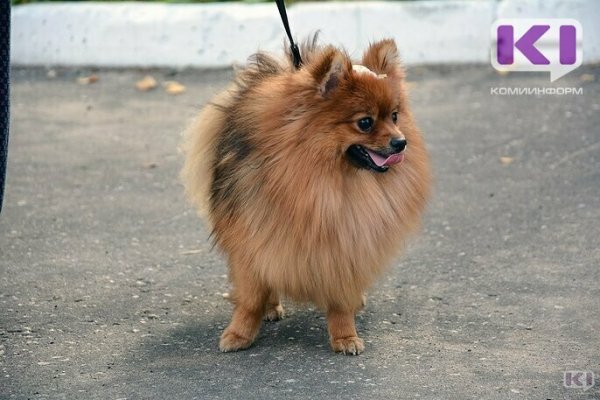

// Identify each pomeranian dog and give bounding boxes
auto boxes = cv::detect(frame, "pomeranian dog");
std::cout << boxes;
[181,37,430,355]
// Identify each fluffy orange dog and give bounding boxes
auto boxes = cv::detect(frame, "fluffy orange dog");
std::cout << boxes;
[181,37,430,355]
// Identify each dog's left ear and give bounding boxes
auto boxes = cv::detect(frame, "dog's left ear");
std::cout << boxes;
[361,39,405,80]
[309,47,351,97]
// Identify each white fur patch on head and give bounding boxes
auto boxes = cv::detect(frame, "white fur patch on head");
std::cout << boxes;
[352,64,387,79]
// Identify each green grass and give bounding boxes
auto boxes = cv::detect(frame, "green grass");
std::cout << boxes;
[11,0,330,4]
[11,0,407,4]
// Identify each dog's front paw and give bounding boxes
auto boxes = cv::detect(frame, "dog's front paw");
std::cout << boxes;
[330,336,365,355]
[219,330,254,352]
[264,304,285,321]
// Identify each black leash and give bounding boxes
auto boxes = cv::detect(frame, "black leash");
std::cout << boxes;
[275,0,302,69]
[0,0,10,215]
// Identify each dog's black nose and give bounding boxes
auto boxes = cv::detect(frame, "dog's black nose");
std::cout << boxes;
[390,138,407,152]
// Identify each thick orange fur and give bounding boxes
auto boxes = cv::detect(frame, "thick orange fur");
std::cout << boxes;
[181,38,431,355]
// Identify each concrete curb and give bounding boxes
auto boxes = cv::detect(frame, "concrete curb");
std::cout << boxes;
[10,0,600,67]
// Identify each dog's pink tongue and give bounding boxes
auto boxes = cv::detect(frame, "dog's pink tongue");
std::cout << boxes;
[366,149,405,167]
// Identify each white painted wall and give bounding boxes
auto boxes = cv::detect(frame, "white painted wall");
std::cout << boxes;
[10,0,600,67]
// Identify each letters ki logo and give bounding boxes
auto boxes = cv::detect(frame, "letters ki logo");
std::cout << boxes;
[564,371,595,390]
[491,19,582,82]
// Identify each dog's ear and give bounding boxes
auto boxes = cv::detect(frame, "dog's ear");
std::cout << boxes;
[309,47,351,97]
[361,39,405,80]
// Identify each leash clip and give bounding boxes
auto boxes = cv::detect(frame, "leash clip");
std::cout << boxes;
[275,0,303,69]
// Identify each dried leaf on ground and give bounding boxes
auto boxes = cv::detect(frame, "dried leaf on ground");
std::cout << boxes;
[499,156,513,165]
[77,74,99,85]
[164,81,186,95]
[136,75,158,91]
[180,249,202,255]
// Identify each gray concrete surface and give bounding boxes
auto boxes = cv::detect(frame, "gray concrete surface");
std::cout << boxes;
[1,65,599,399]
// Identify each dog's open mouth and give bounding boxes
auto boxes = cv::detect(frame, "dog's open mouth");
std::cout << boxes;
[346,145,405,173]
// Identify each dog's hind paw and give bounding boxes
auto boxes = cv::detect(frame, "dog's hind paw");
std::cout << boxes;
[264,304,285,321]
[331,336,365,355]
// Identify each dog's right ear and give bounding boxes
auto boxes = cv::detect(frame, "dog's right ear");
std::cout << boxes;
[309,47,350,97]
[361,39,404,80]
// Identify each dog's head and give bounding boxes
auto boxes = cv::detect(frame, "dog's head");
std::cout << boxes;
[302,39,411,173]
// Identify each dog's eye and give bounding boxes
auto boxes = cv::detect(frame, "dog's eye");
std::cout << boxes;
[357,117,374,133]
[391,111,398,124]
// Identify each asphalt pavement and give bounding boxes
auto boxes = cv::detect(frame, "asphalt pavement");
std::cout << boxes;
[1,64,599,399]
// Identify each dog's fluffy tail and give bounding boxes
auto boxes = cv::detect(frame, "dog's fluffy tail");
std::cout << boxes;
[179,86,236,224]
